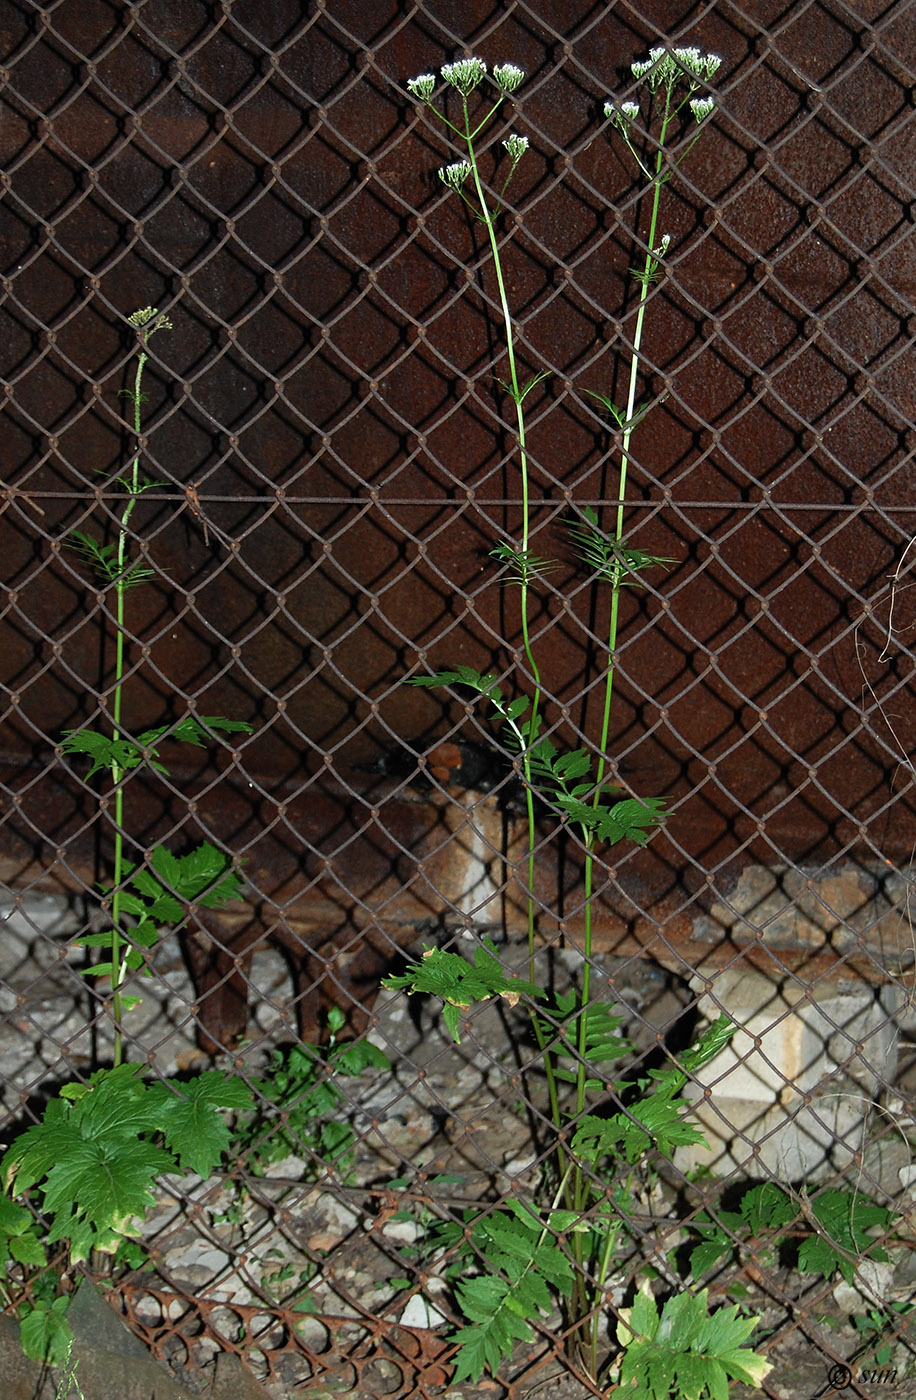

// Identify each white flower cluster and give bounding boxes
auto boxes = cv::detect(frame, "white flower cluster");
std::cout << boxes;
[438,160,472,190]
[406,73,436,101]
[631,45,721,90]
[605,99,640,128]
[407,57,525,103]
[440,56,488,95]
[503,133,529,165]
[689,96,715,122]
[493,62,525,93]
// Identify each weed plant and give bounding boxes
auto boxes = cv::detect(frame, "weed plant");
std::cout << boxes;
[389,52,910,1394]
[60,306,252,1063]
[387,48,770,1392]
[233,1006,390,1179]
[0,306,254,1363]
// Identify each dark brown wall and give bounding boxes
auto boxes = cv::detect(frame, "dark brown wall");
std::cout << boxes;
[3,0,916,925]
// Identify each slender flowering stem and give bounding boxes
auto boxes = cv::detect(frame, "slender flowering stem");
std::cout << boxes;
[408,56,570,1143]
[575,48,720,1370]
[79,307,170,1062]
[415,62,545,955]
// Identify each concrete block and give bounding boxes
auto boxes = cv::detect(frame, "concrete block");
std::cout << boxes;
[677,967,901,1178]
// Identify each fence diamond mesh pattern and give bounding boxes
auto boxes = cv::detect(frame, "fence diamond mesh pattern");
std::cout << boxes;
[2,1,916,1396]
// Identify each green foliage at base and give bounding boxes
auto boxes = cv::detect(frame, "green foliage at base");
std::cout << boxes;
[233,1008,389,1178]
[615,1280,771,1400]
[690,1181,895,1286]
[0,1065,253,1363]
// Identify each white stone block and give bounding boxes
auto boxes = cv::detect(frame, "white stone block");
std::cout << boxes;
[677,968,900,1178]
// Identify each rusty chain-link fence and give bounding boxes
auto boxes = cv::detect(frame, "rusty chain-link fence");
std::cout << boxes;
[3,0,916,1396]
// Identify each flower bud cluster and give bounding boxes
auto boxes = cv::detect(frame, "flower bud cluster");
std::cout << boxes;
[438,161,473,190]
[503,133,529,166]
[493,62,525,93]
[605,99,640,129]
[406,73,436,101]
[440,57,488,95]
[689,96,715,123]
[128,306,172,333]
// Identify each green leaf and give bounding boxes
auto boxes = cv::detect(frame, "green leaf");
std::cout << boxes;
[616,1284,771,1400]
[19,1296,74,1366]
[151,1072,253,1178]
[119,843,245,926]
[594,795,668,847]
[796,1189,893,1284]
[489,542,557,586]
[738,1183,797,1235]
[138,716,253,749]
[59,729,166,778]
[41,1137,173,1256]
[0,1192,36,1236]
[382,941,542,1043]
[66,533,153,590]
[10,1229,48,1267]
[331,1039,390,1076]
[551,996,630,1087]
[682,1015,737,1073]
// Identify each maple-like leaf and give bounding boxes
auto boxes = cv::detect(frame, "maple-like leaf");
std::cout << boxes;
[149,1072,253,1178]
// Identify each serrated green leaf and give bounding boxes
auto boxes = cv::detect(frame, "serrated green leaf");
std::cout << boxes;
[60,729,160,778]
[332,1039,390,1076]
[682,1014,737,1073]
[19,1296,74,1366]
[689,1235,733,1279]
[158,716,253,747]
[595,795,668,846]
[382,941,542,1042]
[153,1072,253,1177]
[616,1286,771,1400]
[504,1198,543,1231]
[505,695,529,722]
[41,1137,172,1238]
[0,1193,34,1235]
[659,1290,707,1350]
[10,1229,47,1267]
[739,1183,797,1235]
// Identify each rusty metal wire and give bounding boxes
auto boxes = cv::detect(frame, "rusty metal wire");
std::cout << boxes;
[3,1,916,1395]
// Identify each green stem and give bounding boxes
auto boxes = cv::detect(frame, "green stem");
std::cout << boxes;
[463,105,552,1103]
[575,86,677,1354]
[108,347,147,1060]
[106,312,168,1061]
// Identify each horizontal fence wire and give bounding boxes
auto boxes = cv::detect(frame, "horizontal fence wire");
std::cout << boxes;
[2,1,916,1397]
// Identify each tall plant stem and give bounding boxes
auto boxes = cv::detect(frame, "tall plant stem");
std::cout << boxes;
[598,91,673,791]
[465,114,542,949]
[571,93,676,1312]
[107,346,149,1061]
[105,312,169,1062]
[461,106,565,1137]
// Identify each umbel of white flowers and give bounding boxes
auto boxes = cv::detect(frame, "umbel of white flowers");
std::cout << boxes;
[631,45,721,87]
[605,45,720,130]
[407,57,526,102]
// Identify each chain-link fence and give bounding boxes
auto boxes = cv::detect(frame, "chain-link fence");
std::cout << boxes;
[3,1,916,1396]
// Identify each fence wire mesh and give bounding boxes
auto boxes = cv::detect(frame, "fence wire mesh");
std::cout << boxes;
[3,1,916,1396]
